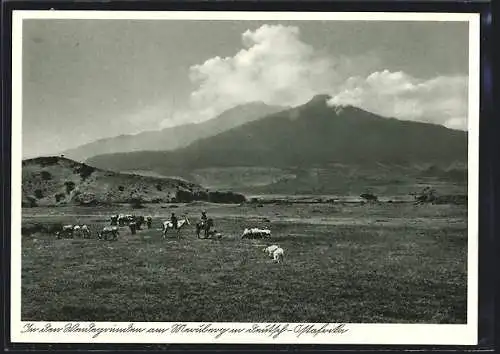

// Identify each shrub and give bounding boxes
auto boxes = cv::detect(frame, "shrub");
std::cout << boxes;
[64,181,75,194]
[38,157,60,167]
[40,170,52,181]
[156,184,162,191]
[74,164,95,180]
[413,187,438,204]
[360,193,378,202]
[22,196,38,208]
[34,189,44,199]
[55,193,65,203]
[118,185,125,192]
[129,197,145,209]
[208,191,246,204]
[175,190,194,203]
[21,222,63,236]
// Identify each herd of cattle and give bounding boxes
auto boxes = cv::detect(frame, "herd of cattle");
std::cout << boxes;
[54,213,284,262]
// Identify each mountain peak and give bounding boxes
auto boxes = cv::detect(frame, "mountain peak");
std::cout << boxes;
[305,94,332,106]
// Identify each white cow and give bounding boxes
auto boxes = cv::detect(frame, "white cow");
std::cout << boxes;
[242,227,271,239]
[80,225,91,238]
[98,226,119,240]
[263,244,280,257]
[273,247,284,263]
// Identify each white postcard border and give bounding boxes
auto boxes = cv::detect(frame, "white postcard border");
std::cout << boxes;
[10,10,481,345]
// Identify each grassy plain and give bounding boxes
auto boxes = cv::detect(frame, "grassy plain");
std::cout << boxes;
[20,201,467,323]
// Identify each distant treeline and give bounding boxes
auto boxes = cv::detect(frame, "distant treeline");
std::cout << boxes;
[173,190,246,204]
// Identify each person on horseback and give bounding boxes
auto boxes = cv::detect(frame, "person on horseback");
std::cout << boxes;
[171,213,178,230]
[201,211,208,223]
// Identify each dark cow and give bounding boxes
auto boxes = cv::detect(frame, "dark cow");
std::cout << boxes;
[136,216,145,230]
[129,222,137,235]
[56,225,75,239]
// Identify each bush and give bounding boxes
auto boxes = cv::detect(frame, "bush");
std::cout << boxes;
[34,189,44,199]
[156,184,162,191]
[129,197,145,209]
[22,195,38,208]
[175,190,195,203]
[22,222,63,236]
[38,157,60,167]
[413,187,438,204]
[208,191,246,204]
[40,170,52,181]
[55,193,65,203]
[74,164,95,180]
[360,193,378,202]
[118,185,125,192]
[64,181,75,194]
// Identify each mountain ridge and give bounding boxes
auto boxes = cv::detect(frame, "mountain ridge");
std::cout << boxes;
[86,95,467,173]
[63,102,287,161]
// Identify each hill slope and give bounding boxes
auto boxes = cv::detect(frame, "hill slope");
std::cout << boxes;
[87,95,468,172]
[22,157,245,207]
[63,102,286,161]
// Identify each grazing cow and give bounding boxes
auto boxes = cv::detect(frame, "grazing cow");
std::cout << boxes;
[136,216,145,230]
[80,224,91,238]
[71,224,92,238]
[118,214,127,226]
[242,227,271,239]
[263,244,280,257]
[56,225,75,239]
[205,228,222,240]
[98,226,119,241]
[110,215,118,226]
[162,215,190,239]
[196,218,214,239]
[146,216,152,229]
[273,247,284,263]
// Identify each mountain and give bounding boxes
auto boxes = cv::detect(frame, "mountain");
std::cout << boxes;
[22,156,245,207]
[63,102,286,161]
[87,95,468,173]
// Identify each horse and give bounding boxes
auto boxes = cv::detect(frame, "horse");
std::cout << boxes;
[162,215,191,239]
[196,218,214,239]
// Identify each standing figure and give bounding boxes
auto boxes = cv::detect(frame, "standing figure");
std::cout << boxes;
[129,222,137,235]
[171,213,178,230]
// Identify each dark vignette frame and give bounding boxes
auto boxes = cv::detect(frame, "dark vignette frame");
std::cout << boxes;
[0,1,495,353]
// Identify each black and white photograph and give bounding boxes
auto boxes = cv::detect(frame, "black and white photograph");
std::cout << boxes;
[11,10,479,345]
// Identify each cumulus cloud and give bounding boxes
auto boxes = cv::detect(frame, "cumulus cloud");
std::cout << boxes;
[327,70,468,130]
[159,24,468,131]
[186,24,341,123]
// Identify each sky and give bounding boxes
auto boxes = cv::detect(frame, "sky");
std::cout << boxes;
[22,18,469,158]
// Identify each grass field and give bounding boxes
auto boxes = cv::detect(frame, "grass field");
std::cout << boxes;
[20,201,467,323]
